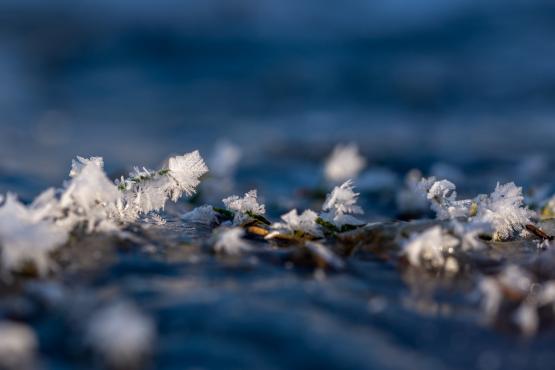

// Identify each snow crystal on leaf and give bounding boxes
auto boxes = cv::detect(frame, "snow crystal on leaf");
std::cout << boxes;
[167,150,209,198]
[222,190,265,226]
[474,182,535,240]
[324,143,366,183]
[268,209,323,239]
[320,180,364,227]
[118,151,208,220]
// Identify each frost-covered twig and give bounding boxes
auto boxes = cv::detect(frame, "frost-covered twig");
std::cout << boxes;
[265,209,323,240]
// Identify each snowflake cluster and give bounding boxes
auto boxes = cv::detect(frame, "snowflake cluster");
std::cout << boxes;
[421,178,535,241]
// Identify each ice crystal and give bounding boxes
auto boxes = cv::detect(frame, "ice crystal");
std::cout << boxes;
[117,151,208,220]
[320,180,364,227]
[167,150,209,198]
[266,209,323,239]
[60,160,121,232]
[422,179,534,241]
[0,321,37,369]
[402,226,459,270]
[222,190,266,226]
[213,227,251,255]
[0,194,68,275]
[69,156,104,178]
[181,205,218,225]
[426,179,472,220]
[473,182,535,240]
[88,302,155,369]
[324,143,366,183]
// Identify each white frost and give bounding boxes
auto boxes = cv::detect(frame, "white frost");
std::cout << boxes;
[324,143,366,183]
[473,182,535,240]
[222,190,265,226]
[320,180,364,227]
[267,209,323,239]
[402,226,459,270]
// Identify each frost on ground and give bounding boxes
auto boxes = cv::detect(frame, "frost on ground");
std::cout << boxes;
[2,143,555,369]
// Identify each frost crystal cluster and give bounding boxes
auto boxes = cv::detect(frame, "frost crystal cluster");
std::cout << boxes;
[320,180,364,227]
[266,209,323,239]
[117,151,208,221]
[473,182,535,240]
[422,178,535,240]
[222,190,266,225]
[0,150,208,276]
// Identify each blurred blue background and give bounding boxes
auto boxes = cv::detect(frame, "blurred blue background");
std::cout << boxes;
[1,0,555,196]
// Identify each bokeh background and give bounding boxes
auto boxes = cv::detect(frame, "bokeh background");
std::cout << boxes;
[1,0,555,197]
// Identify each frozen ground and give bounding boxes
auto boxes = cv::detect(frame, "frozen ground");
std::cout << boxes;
[1,1,555,369]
